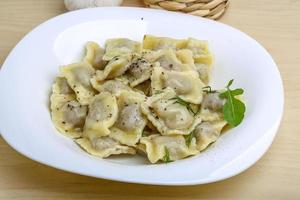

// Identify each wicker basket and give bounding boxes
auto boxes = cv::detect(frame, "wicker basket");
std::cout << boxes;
[143,0,229,20]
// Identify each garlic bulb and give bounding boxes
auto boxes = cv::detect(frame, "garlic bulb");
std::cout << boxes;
[64,0,124,11]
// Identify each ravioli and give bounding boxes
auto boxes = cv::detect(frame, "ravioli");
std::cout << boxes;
[110,91,147,146]
[60,62,96,105]
[194,120,227,151]
[76,136,136,158]
[141,88,202,136]
[50,35,240,164]
[151,66,204,104]
[83,92,118,140]
[50,77,87,138]
[139,134,198,163]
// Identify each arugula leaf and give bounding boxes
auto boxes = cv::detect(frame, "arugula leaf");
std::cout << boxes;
[162,147,172,163]
[219,79,246,127]
[169,96,199,116]
[219,88,244,98]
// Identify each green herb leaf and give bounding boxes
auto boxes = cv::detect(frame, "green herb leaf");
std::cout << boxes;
[202,86,217,94]
[219,80,246,127]
[162,147,172,163]
[154,90,164,95]
[219,88,244,98]
[184,128,197,147]
[169,96,199,116]
[227,79,234,87]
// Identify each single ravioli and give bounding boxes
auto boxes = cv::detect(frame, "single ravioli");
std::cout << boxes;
[50,77,88,138]
[110,90,147,146]
[141,88,202,136]
[76,136,136,158]
[103,38,142,61]
[83,92,118,140]
[94,55,131,81]
[139,134,198,163]
[83,41,106,70]
[143,35,187,50]
[60,62,96,105]
[194,120,227,151]
[151,66,204,104]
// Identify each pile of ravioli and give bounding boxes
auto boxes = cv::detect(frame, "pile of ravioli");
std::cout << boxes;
[50,35,227,163]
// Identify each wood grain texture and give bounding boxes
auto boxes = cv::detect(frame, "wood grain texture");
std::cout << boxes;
[0,0,300,199]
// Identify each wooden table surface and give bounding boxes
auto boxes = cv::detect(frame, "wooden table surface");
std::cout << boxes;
[0,0,299,199]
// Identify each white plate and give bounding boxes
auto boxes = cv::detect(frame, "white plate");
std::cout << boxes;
[0,7,284,185]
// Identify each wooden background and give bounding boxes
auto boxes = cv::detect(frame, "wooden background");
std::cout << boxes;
[0,0,299,199]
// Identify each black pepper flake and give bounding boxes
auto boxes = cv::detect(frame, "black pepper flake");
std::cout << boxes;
[108,113,112,118]
[73,85,76,88]
[76,91,79,94]
[134,102,138,105]
[141,17,144,20]
[56,108,59,111]
[65,130,68,132]
[180,118,183,121]
[164,108,167,111]
[96,120,99,122]
[62,121,66,124]
[155,116,159,119]
[169,64,173,68]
